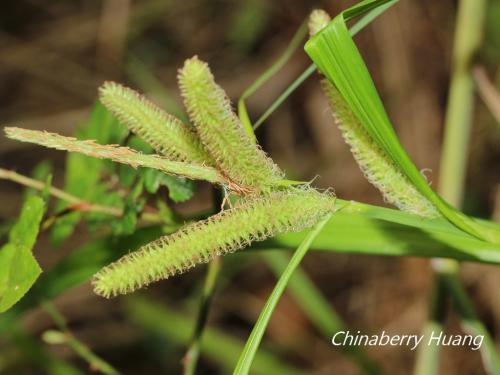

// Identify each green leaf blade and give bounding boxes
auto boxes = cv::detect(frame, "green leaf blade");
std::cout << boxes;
[234,214,332,375]
[0,195,45,312]
[304,0,500,243]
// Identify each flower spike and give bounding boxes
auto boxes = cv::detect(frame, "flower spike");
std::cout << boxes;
[99,81,213,164]
[93,188,335,297]
[178,56,284,191]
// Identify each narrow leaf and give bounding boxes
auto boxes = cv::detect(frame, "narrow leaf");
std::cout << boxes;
[234,214,331,375]
[268,199,500,264]
[304,0,500,243]
[309,8,437,218]
[126,297,305,375]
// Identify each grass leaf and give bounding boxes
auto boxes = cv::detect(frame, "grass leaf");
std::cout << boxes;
[262,251,381,375]
[304,0,500,243]
[268,199,500,264]
[234,214,332,375]
[125,297,305,375]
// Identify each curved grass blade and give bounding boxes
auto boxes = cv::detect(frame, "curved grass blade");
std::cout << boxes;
[262,251,382,375]
[304,0,500,243]
[245,2,400,132]
[234,214,332,375]
[126,297,305,375]
[237,20,308,134]
[309,8,437,219]
[265,199,500,265]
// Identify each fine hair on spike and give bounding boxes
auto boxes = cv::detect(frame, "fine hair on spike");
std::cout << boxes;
[92,188,336,298]
[4,127,224,184]
[99,81,214,165]
[178,56,284,191]
[308,9,331,37]
[308,10,438,218]
[322,83,438,217]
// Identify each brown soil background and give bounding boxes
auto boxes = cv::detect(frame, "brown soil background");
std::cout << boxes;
[1,0,500,374]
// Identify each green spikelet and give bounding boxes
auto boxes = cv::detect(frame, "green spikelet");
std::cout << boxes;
[99,81,213,164]
[307,11,438,218]
[178,56,283,190]
[308,9,331,37]
[4,127,224,184]
[92,188,335,297]
[322,83,438,217]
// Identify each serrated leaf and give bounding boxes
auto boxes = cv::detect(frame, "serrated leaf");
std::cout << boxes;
[159,175,195,203]
[0,196,45,312]
[110,181,144,236]
[142,168,162,194]
[119,163,138,188]
[119,136,153,188]
[143,168,195,202]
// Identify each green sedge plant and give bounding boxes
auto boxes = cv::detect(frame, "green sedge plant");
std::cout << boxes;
[2,0,500,374]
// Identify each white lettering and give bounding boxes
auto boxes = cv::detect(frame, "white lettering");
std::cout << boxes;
[331,331,346,346]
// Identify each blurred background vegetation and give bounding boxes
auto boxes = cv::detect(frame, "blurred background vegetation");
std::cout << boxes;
[1,0,500,374]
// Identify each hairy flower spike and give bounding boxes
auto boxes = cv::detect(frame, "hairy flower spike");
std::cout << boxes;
[178,56,283,190]
[93,188,335,297]
[4,127,224,184]
[308,9,331,37]
[99,82,213,164]
[307,10,438,218]
[322,83,438,217]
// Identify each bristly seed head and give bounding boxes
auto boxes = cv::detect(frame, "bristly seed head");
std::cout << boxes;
[322,83,438,217]
[308,9,438,218]
[99,81,214,165]
[308,9,331,37]
[92,188,336,298]
[178,56,284,191]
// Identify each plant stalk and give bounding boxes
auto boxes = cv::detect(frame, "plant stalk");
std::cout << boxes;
[183,257,222,375]
[41,301,120,375]
[417,0,499,373]
[234,213,332,375]
[0,167,160,223]
[182,188,225,375]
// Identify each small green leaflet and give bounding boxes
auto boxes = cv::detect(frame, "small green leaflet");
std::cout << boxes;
[304,0,500,244]
[143,169,195,203]
[129,135,196,202]
[0,195,45,312]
